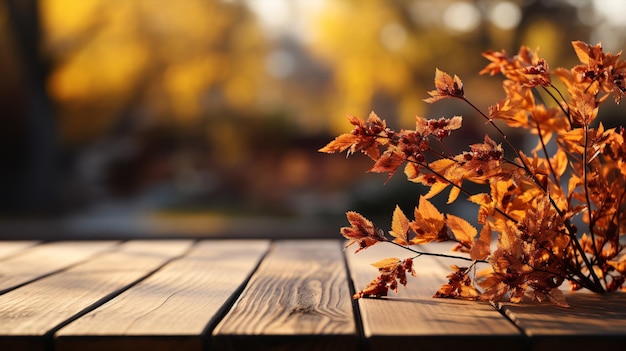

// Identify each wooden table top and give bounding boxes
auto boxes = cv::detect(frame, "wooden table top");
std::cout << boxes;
[0,239,624,351]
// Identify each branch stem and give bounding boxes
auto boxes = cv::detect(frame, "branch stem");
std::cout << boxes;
[386,239,486,263]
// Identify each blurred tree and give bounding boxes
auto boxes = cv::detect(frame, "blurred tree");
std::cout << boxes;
[1,0,59,213]
[1,0,622,219]
[42,0,268,143]
[38,0,278,207]
[310,0,603,135]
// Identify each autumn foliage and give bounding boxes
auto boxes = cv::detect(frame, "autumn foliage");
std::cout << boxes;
[320,41,626,307]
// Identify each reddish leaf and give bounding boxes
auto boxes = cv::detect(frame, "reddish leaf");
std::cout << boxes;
[318,133,360,154]
[368,147,406,183]
[424,68,464,103]
[354,258,416,298]
[319,113,387,160]
[341,211,385,252]
[434,265,480,300]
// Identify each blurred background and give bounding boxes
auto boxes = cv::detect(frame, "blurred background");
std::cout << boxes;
[0,0,624,239]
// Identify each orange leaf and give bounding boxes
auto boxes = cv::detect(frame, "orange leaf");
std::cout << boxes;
[404,162,420,181]
[365,111,384,125]
[341,211,385,252]
[320,113,387,160]
[607,256,626,274]
[389,205,410,245]
[470,224,492,260]
[428,158,457,177]
[363,143,381,161]
[318,133,359,154]
[571,40,591,64]
[447,214,477,245]
[371,257,401,270]
[424,68,464,103]
[467,193,492,206]
[447,115,463,130]
[434,265,480,300]
[415,115,430,135]
[410,196,448,244]
[421,179,450,199]
[414,158,456,199]
[447,184,461,204]
[368,147,406,183]
[467,193,494,224]
[417,196,443,222]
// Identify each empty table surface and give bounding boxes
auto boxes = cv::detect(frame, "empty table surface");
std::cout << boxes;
[0,239,624,351]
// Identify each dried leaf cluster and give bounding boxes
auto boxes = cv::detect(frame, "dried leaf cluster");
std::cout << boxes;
[320,41,626,307]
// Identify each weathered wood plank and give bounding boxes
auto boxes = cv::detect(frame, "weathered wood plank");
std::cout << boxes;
[0,240,193,351]
[347,241,525,351]
[0,241,118,294]
[212,240,358,351]
[54,240,270,351]
[0,241,39,261]
[501,292,626,351]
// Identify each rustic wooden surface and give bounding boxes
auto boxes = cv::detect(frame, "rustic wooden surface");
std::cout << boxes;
[212,240,358,351]
[55,240,270,351]
[502,292,626,351]
[0,240,192,350]
[0,241,118,294]
[0,240,624,351]
[0,241,38,260]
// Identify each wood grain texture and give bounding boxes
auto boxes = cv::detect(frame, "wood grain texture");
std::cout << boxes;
[347,241,525,351]
[212,240,358,351]
[55,240,270,351]
[0,240,193,350]
[501,292,626,351]
[0,241,117,294]
[0,241,39,261]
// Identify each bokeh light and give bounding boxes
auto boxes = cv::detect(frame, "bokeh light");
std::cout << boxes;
[489,1,522,30]
[443,2,481,34]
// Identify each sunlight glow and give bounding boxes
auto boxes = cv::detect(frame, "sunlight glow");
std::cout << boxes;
[380,23,407,52]
[245,0,325,42]
[592,0,626,27]
[443,2,481,34]
[488,1,522,30]
[246,0,291,33]
[590,0,626,51]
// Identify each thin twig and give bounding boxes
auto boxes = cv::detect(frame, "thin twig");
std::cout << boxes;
[534,117,562,192]
[543,85,572,128]
[386,239,487,263]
